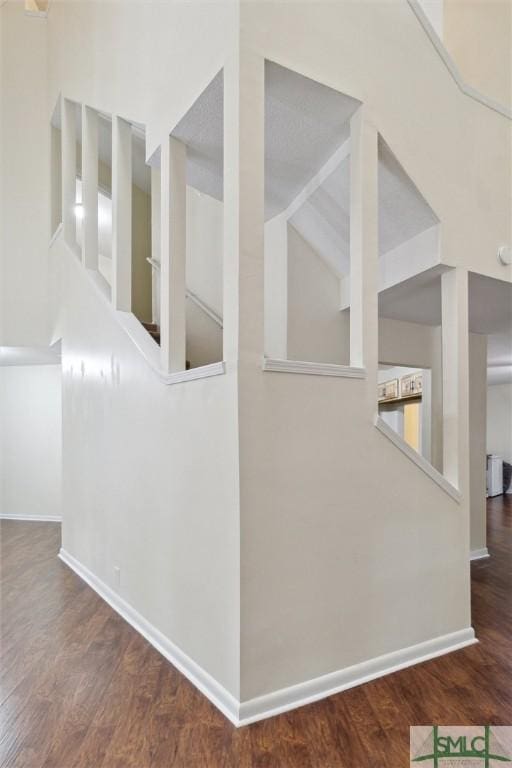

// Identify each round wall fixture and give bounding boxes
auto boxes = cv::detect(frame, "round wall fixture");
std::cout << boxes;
[498,245,512,266]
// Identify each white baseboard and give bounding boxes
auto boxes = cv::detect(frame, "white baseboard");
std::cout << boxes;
[58,547,477,728]
[0,514,62,523]
[58,548,240,725]
[238,628,477,725]
[470,548,490,561]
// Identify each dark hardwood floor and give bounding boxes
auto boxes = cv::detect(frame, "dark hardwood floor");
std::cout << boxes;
[1,495,510,767]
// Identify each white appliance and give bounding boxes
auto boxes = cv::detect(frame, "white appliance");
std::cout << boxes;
[487,455,503,497]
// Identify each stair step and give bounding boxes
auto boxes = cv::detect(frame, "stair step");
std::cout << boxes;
[141,321,190,369]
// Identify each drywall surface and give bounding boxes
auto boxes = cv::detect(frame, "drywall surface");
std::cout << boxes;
[487,382,512,464]
[0,365,62,520]
[236,0,489,702]
[468,333,487,551]
[46,2,238,166]
[238,361,469,701]
[186,187,223,320]
[0,2,51,345]
[287,225,350,365]
[52,236,240,698]
[131,182,152,324]
[241,1,511,284]
[418,0,444,38]
[41,0,509,715]
[444,0,512,108]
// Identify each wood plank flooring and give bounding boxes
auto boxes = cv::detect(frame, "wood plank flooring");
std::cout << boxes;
[0,495,510,767]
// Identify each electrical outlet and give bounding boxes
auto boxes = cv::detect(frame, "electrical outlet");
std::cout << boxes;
[113,566,121,587]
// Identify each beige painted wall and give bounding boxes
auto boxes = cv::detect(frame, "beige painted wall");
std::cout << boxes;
[287,225,350,365]
[131,183,152,324]
[47,0,241,701]
[0,2,50,345]
[38,0,510,713]
[444,0,512,108]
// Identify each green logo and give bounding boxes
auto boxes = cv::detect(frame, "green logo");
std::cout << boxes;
[411,726,512,767]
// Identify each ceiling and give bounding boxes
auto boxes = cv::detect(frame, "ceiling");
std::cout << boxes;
[52,63,438,267]
[289,139,439,276]
[172,62,361,219]
[379,270,512,383]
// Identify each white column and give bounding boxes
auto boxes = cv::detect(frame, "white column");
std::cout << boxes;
[81,106,99,270]
[150,165,161,326]
[349,107,379,410]
[442,267,470,492]
[112,116,132,311]
[160,136,186,373]
[61,98,78,249]
[223,48,265,363]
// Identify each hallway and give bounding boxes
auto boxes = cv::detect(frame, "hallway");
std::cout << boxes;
[0,496,510,768]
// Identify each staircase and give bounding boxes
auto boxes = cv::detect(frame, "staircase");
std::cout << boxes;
[142,322,191,369]
[142,322,160,346]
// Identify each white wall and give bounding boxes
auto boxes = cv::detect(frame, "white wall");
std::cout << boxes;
[36,0,511,718]
[418,0,444,39]
[53,236,240,698]
[487,382,512,464]
[444,0,512,108]
[287,225,350,365]
[0,3,51,346]
[0,365,62,520]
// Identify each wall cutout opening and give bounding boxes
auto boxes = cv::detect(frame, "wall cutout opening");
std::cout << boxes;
[171,69,224,370]
[264,61,360,366]
[94,113,113,287]
[377,134,444,473]
[50,98,62,237]
[378,364,433,461]
[130,124,152,329]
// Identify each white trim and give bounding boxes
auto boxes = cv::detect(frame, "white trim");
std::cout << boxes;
[283,139,351,222]
[58,548,240,726]
[470,548,490,561]
[375,415,461,502]
[238,628,476,725]
[407,0,512,120]
[0,514,61,522]
[263,358,367,379]
[49,222,63,248]
[158,361,226,386]
[24,9,48,18]
[59,547,476,728]
[186,289,223,330]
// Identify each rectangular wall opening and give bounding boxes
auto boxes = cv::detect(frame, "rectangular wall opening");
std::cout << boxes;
[170,69,224,370]
[50,98,62,237]
[130,124,153,328]
[96,113,113,286]
[263,61,360,366]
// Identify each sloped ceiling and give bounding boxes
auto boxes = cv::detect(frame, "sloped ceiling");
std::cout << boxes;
[53,63,438,264]
[289,138,439,276]
[172,63,360,218]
